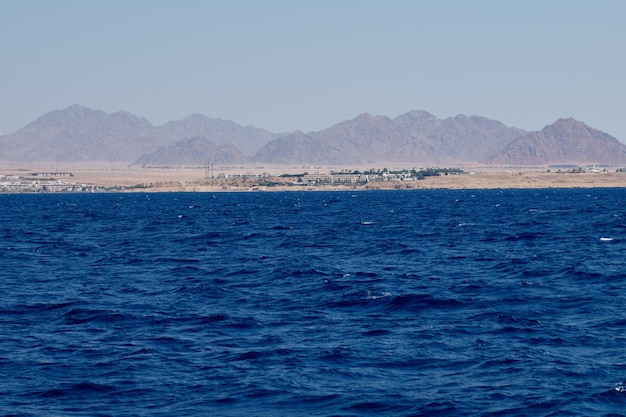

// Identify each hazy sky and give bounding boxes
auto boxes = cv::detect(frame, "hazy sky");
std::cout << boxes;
[2,1,624,140]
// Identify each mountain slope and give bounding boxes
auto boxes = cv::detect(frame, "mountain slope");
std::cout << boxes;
[485,118,626,165]
[0,105,160,162]
[254,111,526,164]
[0,105,276,164]
[1,106,623,167]
[155,114,275,156]
[133,136,250,166]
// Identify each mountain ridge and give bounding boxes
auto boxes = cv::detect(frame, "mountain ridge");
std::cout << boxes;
[1,105,624,167]
[485,118,626,165]
[253,111,527,165]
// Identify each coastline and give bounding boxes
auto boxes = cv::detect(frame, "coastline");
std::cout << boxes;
[3,166,626,192]
[188,171,626,192]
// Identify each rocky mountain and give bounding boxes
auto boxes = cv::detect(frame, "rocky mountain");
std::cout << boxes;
[134,136,250,166]
[0,105,159,163]
[155,114,275,156]
[0,105,275,164]
[1,105,623,167]
[485,118,626,165]
[254,111,526,164]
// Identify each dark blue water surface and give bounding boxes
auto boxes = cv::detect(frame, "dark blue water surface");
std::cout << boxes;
[2,189,626,416]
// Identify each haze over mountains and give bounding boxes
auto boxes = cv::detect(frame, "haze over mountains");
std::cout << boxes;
[255,112,526,165]
[485,118,626,166]
[0,105,275,165]
[1,105,625,167]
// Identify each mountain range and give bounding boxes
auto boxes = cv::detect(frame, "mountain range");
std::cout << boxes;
[254,112,526,165]
[0,105,624,167]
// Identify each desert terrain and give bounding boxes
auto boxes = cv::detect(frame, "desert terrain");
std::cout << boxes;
[2,164,626,193]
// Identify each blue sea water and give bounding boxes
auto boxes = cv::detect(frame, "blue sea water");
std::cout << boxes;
[2,189,626,416]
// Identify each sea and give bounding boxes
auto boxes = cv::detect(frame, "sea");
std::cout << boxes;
[2,189,626,416]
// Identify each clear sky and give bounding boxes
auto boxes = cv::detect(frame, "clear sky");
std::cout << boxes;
[1,0,624,141]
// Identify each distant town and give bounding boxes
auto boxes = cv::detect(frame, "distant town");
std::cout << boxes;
[0,173,103,193]
[0,167,463,193]
[1,165,625,193]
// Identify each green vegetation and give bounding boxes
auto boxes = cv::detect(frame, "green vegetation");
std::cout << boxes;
[253,180,290,187]
[411,167,464,179]
[356,167,464,179]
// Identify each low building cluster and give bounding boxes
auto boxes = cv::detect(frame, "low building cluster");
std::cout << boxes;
[300,168,461,185]
[216,172,269,179]
[0,176,96,193]
[302,172,415,185]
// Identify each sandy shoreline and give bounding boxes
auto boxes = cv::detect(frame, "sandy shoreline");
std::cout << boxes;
[3,166,626,192]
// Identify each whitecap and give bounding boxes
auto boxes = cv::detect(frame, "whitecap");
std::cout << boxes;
[363,291,392,300]
[614,382,626,392]
[600,237,613,241]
